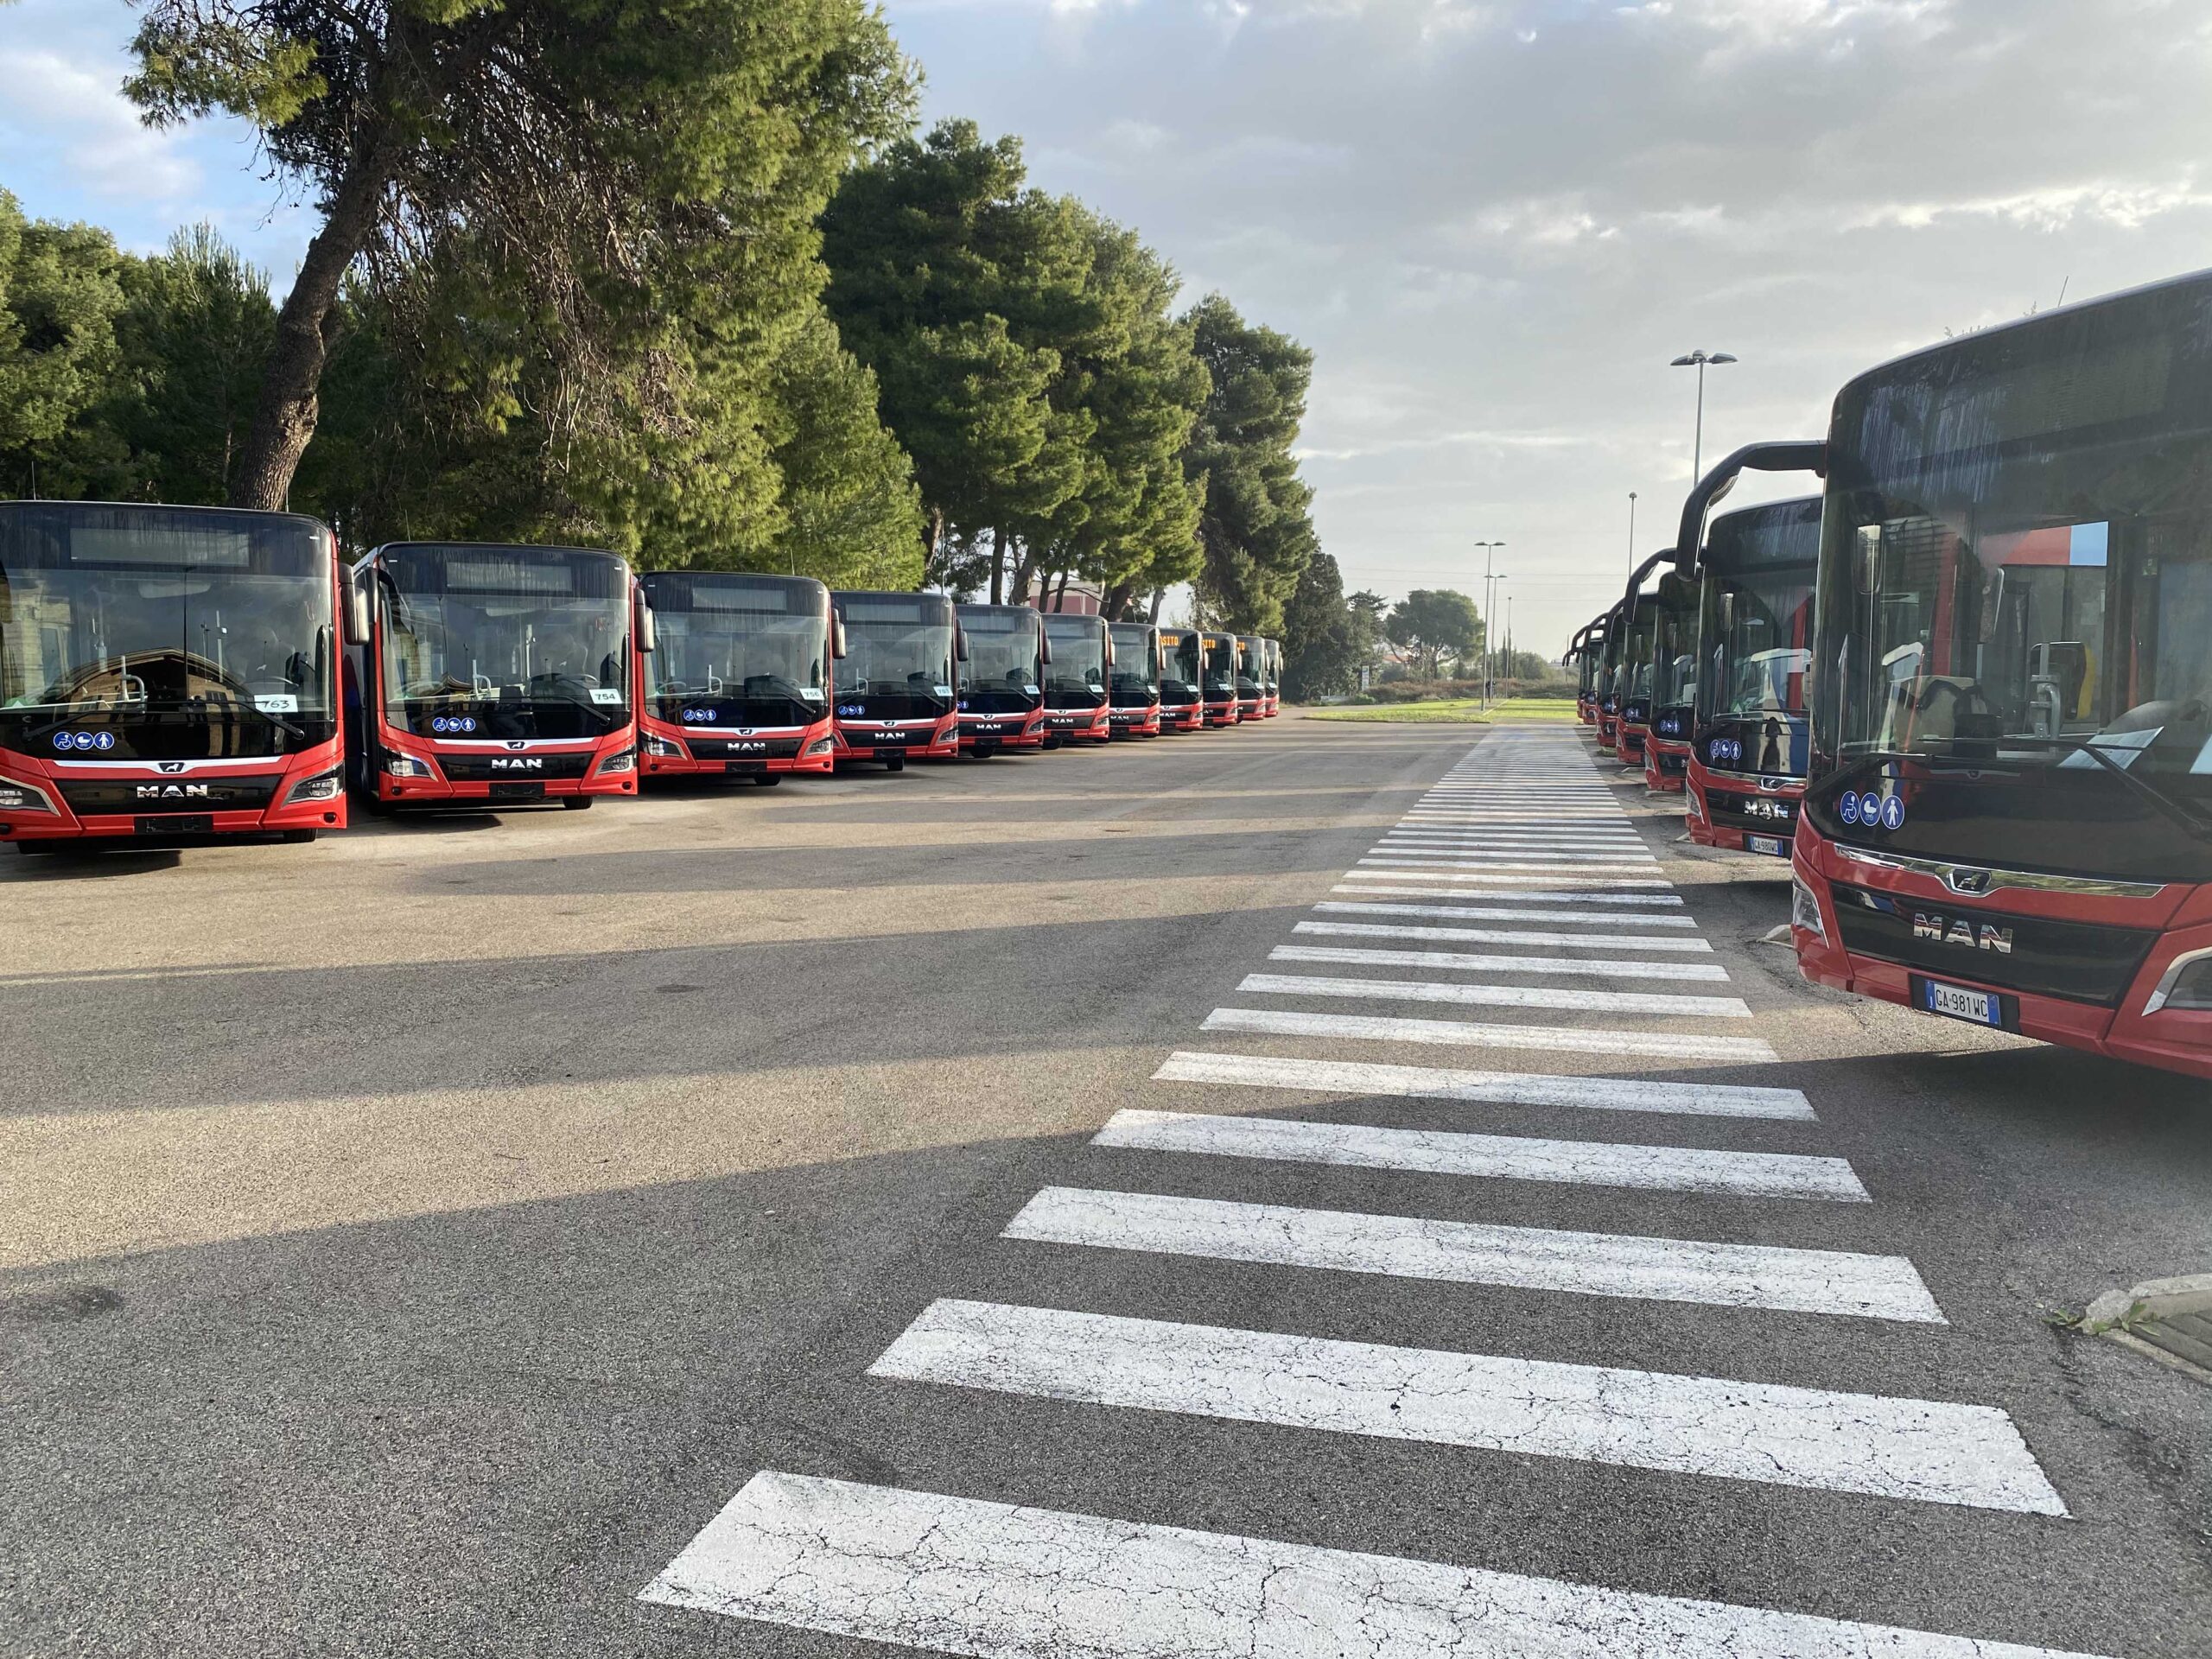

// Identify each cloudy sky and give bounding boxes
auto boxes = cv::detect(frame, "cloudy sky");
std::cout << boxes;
[4,0,2209,650]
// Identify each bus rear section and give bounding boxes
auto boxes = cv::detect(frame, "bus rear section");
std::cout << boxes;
[830,590,962,771]
[1,501,354,851]
[1042,613,1113,745]
[637,572,835,785]
[1640,570,1702,794]
[956,604,1047,754]
[351,542,639,811]
[1791,270,2212,1080]
[1234,634,1267,722]
[1200,632,1242,727]
[1156,629,1204,730]
[1687,497,1818,857]
[1108,622,1164,736]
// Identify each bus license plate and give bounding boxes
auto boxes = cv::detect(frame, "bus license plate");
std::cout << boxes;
[137,814,212,836]
[724,760,766,775]
[1919,976,2002,1027]
[490,782,545,802]
[1745,834,1787,857]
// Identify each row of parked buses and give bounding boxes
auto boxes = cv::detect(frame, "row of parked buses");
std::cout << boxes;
[1567,268,2212,1082]
[0,500,1281,844]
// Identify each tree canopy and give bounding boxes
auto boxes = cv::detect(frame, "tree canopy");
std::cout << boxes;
[1385,588,1482,680]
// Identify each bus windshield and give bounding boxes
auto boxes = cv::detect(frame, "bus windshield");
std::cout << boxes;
[1203,635,1237,694]
[642,574,828,728]
[1813,274,2212,878]
[378,543,631,742]
[1044,617,1107,706]
[0,502,334,762]
[1236,635,1264,695]
[957,607,1043,710]
[1109,624,1160,698]
[1649,577,1700,709]
[1161,632,1201,699]
[1619,605,1659,707]
[834,594,956,718]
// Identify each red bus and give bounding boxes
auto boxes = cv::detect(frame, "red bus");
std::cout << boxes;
[1262,638,1283,715]
[1640,569,1702,793]
[1569,616,1608,724]
[1200,631,1242,728]
[1611,563,1665,767]
[351,541,640,812]
[2,501,355,853]
[830,590,963,772]
[1041,613,1114,746]
[636,571,836,786]
[1155,629,1203,731]
[1683,497,1819,856]
[1592,601,1625,747]
[956,604,1048,755]
[1235,633,1267,722]
[1791,271,2212,1079]
[1108,621,1164,737]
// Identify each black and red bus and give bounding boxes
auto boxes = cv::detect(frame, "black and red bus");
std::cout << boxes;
[1640,569,1703,793]
[830,590,962,772]
[1,501,356,852]
[1790,270,2212,1080]
[1592,601,1626,746]
[1109,621,1164,737]
[1041,613,1114,746]
[1684,497,1820,856]
[1235,634,1267,723]
[1261,638,1283,715]
[1611,568,1664,767]
[1570,616,1608,725]
[1157,628,1203,731]
[1200,631,1242,728]
[350,541,641,811]
[955,603,1048,755]
[636,571,836,786]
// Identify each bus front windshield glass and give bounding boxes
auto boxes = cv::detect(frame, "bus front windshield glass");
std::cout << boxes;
[836,596,955,716]
[958,611,1041,709]
[0,504,334,761]
[1650,590,1700,709]
[1622,612,1658,705]
[1204,638,1237,695]
[1109,626,1160,698]
[379,544,630,741]
[644,577,826,727]
[1236,637,1264,695]
[1715,568,1814,718]
[1044,620,1107,705]
[1163,634,1201,698]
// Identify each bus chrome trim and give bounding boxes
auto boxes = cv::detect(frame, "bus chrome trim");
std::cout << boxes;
[1834,844,2169,901]
[2144,945,2212,1016]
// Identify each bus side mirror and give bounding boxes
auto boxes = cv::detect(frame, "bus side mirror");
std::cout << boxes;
[1854,527,1884,596]
[832,614,849,659]
[1718,594,1735,632]
[636,596,658,655]
[345,569,372,646]
[1039,632,1054,666]
[955,626,969,663]
[1104,635,1116,668]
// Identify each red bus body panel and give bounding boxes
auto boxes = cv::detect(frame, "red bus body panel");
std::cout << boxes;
[639,709,834,779]
[1158,700,1203,734]
[1614,719,1648,767]
[1204,697,1241,728]
[962,709,1046,752]
[1109,701,1163,738]
[1643,736,1689,793]
[835,714,960,765]
[1043,701,1113,745]
[3,741,346,845]
[1792,817,2212,1079]
[1687,753,1802,856]
[372,725,636,805]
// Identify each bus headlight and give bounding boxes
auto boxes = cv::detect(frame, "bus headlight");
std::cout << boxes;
[1791,874,1827,943]
[641,731,684,758]
[807,736,835,756]
[284,769,343,804]
[0,776,56,813]
[598,749,637,775]
[385,753,436,779]
[2144,949,2212,1014]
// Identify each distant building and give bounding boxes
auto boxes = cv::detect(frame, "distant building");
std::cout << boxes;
[1023,576,1104,615]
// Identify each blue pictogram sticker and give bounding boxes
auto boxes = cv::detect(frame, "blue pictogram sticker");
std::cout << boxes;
[94,731,115,751]
[72,731,96,751]
[1839,791,1861,825]
[1859,791,1884,827]
[53,732,73,752]
[1880,794,1905,831]
[836,703,864,718]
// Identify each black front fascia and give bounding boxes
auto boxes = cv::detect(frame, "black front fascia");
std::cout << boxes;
[1621,699,1651,725]
[653,694,820,729]
[963,690,1039,715]
[438,752,595,781]
[59,775,282,814]
[840,690,951,722]
[1829,883,2158,1005]
[1649,703,1694,742]
[1046,688,1108,711]
[1705,788,1799,833]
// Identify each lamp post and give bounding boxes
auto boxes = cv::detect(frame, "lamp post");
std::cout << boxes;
[1669,350,1737,483]
[1473,540,1503,706]
[1627,491,1637,576]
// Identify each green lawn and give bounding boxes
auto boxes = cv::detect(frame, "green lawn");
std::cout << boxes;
[1304,697,1580,725]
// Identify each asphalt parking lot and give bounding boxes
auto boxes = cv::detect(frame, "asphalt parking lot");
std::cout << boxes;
[3,717,2208,1658]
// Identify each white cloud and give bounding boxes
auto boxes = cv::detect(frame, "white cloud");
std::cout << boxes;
[0,45,200,202]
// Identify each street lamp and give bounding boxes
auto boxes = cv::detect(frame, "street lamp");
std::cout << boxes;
[1669,350,1738,483]
[1627,491,1637,576]
[1473,541,1503,706]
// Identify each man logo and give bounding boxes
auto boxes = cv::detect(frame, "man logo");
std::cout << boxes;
[157,761,189,774]
[1948,867,1993,896]
[1912,912,2013,955]
[490,757,544,772]
[505,740,528,752]
[137,783,210,800]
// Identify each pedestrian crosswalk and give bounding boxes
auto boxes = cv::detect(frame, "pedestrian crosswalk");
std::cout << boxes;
[641,729,2101,1657]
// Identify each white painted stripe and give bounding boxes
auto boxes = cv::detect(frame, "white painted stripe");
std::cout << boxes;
[1339,871,1675,888]
[1240,971,1749,1019]
[1096,1108,1862,1198]
[1384,837,1649,850]
[1301,919,1712,952]
[873,1301,2049,1510]
[1151,1050,1815,1121]
[640,1471,2108,1658]
[1370,848,1657,864]
[1202,1006,1777,1062]
[1333,882,1686,904]
[1389,829,1644,842]
[1005,1187,1934,1320]
[1319,899,1695,925]
[1269,945,1727,983]
[1361,861,1662,877]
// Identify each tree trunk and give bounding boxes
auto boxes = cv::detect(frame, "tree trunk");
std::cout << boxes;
[229,133,393,511]
[1008,542,1039,610]
[1052,570,1070,612]
[925,506,946,577]
[988,527,1006,605]
[1147,588,1164,622]
[1103,580,1136,621]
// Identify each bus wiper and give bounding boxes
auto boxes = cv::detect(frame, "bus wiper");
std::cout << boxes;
[1998,733,2212,842]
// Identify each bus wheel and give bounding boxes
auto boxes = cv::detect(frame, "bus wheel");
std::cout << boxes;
[280,830,318,844]
[563,797,594,810]
[753,775,784,786]
[884,756,906,772]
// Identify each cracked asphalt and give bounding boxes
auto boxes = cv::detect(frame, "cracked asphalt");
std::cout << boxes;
[2,716,2207,1657]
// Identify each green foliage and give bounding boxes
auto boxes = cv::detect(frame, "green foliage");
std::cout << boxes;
[1281,551,1380,700]
[1385,588,1482,679]
[1183,293,1318,633]
[0,192,126,488]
